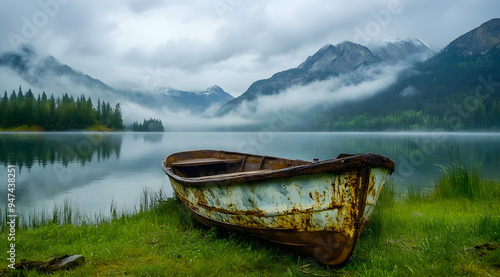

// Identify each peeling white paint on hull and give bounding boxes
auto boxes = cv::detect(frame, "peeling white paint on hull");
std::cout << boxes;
[162,150,394,265]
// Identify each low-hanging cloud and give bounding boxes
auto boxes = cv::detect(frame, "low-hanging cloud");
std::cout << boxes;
[129,62,408,131]
[0,67,35,93]
[223,63,406,123]
[121,100,258,131]
[400,85,419,97]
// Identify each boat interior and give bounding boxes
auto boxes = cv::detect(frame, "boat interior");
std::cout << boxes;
[167,150,310,179]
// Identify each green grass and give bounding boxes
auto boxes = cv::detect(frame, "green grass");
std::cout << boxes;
[1,165,499,276]
[434,161,494,200]
[349,183,500,276]
[345,163,500,276]
[0,124,118,132]
[2,195,299,276]
[86,124,114,132]
[0,125,46,132]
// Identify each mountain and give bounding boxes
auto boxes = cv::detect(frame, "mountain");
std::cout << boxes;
[307,18,500,131]
[217,41,381,115]
[217,38,435,117]
[218,19,500,131]
[298,42,381,75]
[157,85,234,114]
[3,18,499,131]
[0,45,122,101]
[0,45,234,120]
[439,18,500,57]
[371,37,435,62]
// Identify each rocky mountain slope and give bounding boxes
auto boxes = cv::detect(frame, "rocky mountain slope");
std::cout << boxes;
[217,38,433,116]
[439,18,500,57]
[217,41,387,115]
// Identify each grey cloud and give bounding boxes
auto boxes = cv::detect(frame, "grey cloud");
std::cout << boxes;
[1,0,499,95]
[126,0,169,14]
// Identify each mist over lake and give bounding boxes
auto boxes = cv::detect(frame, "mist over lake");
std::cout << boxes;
[1,132,499,219]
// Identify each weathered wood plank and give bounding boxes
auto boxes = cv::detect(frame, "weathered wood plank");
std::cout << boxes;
[172,158,242,167]
[190,169,271,180]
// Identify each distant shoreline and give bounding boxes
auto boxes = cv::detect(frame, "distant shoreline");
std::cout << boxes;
[2,129,500,133]
[0,124,117,132]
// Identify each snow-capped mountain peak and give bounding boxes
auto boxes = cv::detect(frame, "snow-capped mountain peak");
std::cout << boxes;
[381,37,433,51]
[157,85,233,114]
[162,85,230,97]
[372,37,435,62]
[200,85,225,96]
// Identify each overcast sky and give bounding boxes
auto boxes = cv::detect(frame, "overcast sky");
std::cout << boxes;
[0,0,498,97]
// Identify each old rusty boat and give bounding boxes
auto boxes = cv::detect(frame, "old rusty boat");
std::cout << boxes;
[161,150,394,266]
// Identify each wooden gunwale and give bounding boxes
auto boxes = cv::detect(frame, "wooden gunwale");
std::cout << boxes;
[162,150,395,186]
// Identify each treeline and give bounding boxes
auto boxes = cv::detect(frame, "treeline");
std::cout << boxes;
[309,98,500,132]
[0,87,125,131]
[130,118,164,132]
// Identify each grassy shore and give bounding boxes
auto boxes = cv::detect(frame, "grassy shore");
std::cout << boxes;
[0,125,46,132]
[86,124,115,132]
[1,164,499,276]
[0,124,116,132]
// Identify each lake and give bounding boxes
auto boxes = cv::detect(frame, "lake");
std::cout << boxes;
[1,132,499,219]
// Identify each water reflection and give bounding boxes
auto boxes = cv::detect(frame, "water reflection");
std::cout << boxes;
[0,132,122,169]
[133,132,164,144]
[0,132,498,218]
[0,133,126,216]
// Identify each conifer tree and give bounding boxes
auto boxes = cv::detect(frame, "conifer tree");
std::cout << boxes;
[0,88,125,131]
[0,91,8,128]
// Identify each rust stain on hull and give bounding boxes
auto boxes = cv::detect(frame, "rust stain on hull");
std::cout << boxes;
[161,150,394,266]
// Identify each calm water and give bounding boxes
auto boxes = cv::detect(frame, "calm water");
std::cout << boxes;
[1,132,499,218]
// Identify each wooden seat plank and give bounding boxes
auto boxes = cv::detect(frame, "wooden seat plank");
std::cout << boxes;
[190,169,271,180]
[171,158,242,167]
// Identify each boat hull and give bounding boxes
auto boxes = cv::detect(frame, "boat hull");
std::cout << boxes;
[162,151,394,266]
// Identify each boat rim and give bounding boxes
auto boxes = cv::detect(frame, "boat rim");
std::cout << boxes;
[161,150,395,186]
